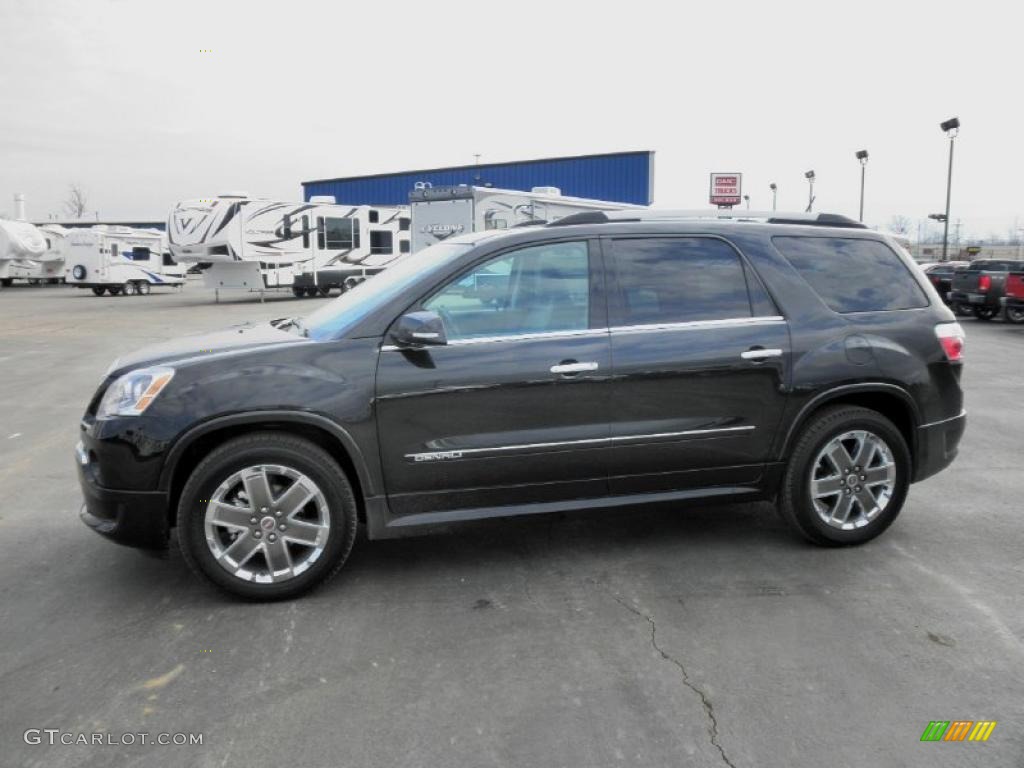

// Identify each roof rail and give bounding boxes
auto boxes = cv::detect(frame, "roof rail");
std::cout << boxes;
[547,209,867,229]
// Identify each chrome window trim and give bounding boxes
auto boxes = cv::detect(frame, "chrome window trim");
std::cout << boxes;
[381,317,786,351]
[382,328,609,351]
[609,316,785,335]
[404,425,755,461]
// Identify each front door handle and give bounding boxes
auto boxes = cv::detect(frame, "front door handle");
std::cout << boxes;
[550,361,599,375]
[741,348,783,361]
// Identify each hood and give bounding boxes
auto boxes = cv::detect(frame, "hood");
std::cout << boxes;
[110,320,309,373]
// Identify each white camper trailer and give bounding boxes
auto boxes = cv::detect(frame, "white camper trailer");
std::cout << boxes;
[16,224,70,283]
[65,226,186,296]
[167,194,412,298]
[409,185,642,252]
[0,218,48,287]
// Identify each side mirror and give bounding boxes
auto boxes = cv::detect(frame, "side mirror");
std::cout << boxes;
[391,310,447,347]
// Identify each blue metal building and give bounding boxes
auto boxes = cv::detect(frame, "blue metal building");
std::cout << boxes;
[301,151,654,207]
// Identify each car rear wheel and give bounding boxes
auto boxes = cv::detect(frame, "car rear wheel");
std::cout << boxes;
[137,281,151,295]
[974,307,997,321]
[291,286,306,298]
[122,281,137,296]
[91,287,106,296]
[1005,307,1024,324]
[952,302,973,317]
[779,406,910,546]
[177,433,358,600]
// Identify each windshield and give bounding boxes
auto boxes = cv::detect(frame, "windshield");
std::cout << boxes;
[302,242,473,340]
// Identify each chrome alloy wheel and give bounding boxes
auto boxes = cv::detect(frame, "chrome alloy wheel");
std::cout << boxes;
[809,430,896,531]
[204,465,331,583]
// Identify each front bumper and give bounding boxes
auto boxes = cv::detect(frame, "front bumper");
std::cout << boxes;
[77,441,170,549]
[913,410,966,483]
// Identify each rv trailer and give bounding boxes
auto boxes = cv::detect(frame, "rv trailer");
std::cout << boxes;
[167,194,412,298]
[409,185,643,252]
[0,218,48,287]
[65,226,186,296]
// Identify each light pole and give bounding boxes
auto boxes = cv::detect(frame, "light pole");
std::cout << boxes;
[769,183,777,211]
[804,170,815,212]
[743,195,750,210]
[855,149,869,222]
[940,117,960,261]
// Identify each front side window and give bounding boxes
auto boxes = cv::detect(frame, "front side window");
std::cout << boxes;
[423,240,590,340]
[610,237,752,326]
[773,236,928,313]
[370,230,394,255]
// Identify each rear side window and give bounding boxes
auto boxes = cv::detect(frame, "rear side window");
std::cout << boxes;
[610,237,752,325]
[773,237,928,313]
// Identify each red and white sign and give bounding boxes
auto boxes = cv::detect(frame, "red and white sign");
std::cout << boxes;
[709,173,742,207]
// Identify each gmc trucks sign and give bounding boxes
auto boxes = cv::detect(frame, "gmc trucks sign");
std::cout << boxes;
[709,173,742,207]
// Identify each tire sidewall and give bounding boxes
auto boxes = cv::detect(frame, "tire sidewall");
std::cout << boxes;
[178,439,356,600]
[787,410,910,546]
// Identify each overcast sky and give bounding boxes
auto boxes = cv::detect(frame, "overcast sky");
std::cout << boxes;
[1,0,1020,239]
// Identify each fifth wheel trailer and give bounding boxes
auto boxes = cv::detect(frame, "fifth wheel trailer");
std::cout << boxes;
[0,218,48,287]
[409,185,643,252]
[167,194,411,297]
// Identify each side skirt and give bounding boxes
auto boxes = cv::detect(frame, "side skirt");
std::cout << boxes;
[364,484,768,540]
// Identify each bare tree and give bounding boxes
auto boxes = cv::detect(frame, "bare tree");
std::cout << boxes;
[887,215,912,235]
[63,184,88,219]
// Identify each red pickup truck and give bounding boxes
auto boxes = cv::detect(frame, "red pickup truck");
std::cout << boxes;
[1002,269,1024,323]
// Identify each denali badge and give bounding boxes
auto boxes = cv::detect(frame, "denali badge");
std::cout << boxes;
[412,451,464,462]
[422,223,465,240]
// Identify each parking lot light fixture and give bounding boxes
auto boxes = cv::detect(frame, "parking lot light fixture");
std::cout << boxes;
[855,150,869,222]
[769,183,777,211]
[940,117,960,261]
[804,170,815,212]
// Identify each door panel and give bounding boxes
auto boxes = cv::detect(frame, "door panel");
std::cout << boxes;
[374,239,612,520]
[605,236,791,493]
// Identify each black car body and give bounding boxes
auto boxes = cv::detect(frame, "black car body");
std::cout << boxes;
[77,212,966,598]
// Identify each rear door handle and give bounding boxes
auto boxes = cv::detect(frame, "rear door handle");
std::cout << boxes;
[741,348,783,361]
[550,361,599,374]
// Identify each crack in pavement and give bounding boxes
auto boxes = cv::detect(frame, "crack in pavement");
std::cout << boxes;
[595,581,738,768]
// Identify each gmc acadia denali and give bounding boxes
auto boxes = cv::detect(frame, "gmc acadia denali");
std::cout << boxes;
[76,210,966,599]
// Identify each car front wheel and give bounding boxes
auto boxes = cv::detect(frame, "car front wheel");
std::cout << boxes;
[177,433,358,600]
[779,406,910,546]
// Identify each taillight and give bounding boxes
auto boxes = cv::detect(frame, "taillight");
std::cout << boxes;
[1007,278,1024,299]
[935,322,965,362]
[978,274,992,292]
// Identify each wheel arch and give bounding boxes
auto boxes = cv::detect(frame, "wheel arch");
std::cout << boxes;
[777,384,920,472]
[159,412,375,528]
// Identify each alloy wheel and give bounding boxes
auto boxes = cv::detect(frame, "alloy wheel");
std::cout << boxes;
[809,430,896,530]
[204,464,331,584]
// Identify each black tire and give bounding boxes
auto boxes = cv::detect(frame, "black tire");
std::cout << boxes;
[91,287,106,296]
[121,281,137,296]
[1005,307,1024,324]
[952,302,973,317]
[137,281,151,295]
[0,278,12,287]
[778,405,910,546]
[291,286,306,298]
[108,286,122,296]
[316,284,333,297]
[177,433,358,600]
[974,307,997,321]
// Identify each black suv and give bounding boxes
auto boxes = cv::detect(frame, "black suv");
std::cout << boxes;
[77,211,966,599]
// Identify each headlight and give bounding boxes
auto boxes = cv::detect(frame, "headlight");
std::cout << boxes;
[96,367,175,419]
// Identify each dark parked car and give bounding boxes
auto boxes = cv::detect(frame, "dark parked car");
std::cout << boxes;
[949,259,1020,320]
[922,261,969,305]
[77,211,966,599]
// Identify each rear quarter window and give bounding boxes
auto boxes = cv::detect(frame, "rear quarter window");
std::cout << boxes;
[772,236,929,313]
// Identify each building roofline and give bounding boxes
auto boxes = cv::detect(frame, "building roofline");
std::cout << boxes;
[300,150,655,187]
